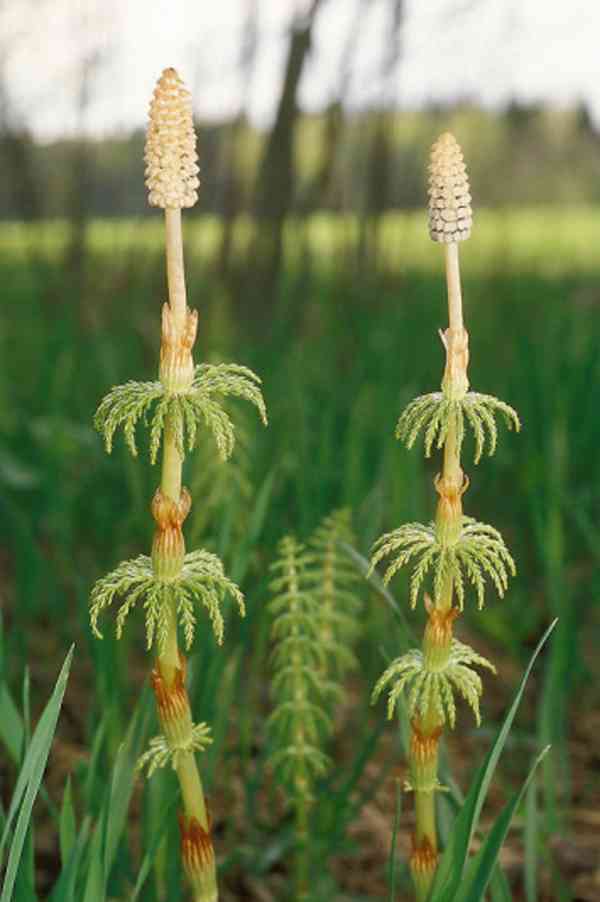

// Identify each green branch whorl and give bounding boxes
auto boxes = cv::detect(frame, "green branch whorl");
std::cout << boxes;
[396,391,520,463]
[94,362,267,463]
[372,640,495,728]
[89,549,244,652]
[369,516,515,610]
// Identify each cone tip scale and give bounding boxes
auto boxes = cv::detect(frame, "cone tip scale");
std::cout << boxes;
[145,68,199,210]
[428,131,472,243]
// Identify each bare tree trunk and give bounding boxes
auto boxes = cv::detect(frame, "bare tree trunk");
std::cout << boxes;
[299,0,367,216]
[217,0,258,280]
[245,0,326,327]
[0,55,42,220]
[65,49,101,291]
[358,0,404,272]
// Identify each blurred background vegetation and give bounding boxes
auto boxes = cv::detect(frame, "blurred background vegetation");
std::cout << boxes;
[0,1,599,900]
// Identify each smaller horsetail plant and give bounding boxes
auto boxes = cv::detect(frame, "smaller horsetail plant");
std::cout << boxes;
[369,133,521,901]
[267,511,362,900]
[90,68,267,902]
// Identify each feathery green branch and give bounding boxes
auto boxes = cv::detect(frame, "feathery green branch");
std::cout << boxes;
[94,362,267,463]
[396,391,520,463]
[89,549,244,651]
[372,640,496,727]
[370,516,515,609]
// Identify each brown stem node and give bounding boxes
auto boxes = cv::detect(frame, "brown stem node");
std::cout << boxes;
[410,719,443,767]
[410,834,439,874]
[178,813,216,897]
[151,486,192,529]
[440,325,469,399]
[424,595,460,647]
[159,303,198,391]
[151,653,191,726]
[151,487,191,578]
[434,472,469,542]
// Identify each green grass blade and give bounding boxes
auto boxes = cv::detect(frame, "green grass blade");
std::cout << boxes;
[0,646,74,902]
[131,796,177,901]
[103,691,151,876]
[455,747,549,902]
[59,776,76,866]
[231,469,276,583]
[50,815,91,902]
[83,815,106,902]
[0,685,24,764]
[524,765,538,902]
[342,542,416,647]
[489,865,512,902]
[22,668,31,753]
[83,714,108,806]
[428,619,557,902]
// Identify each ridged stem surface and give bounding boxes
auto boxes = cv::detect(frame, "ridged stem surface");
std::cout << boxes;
[445,243,463,332]
[410,243,466,901]
[165,208,188,328]
[155,208,215,901]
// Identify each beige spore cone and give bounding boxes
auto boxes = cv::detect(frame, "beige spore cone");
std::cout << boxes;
[428,132,472,243]
[145,67,200,209]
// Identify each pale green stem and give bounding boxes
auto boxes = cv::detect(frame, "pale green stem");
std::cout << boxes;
[165,208,187,328]
[445,243,463,332]
[442,418,462,496]
[411,242,466,900]
[177,752,210,829]
[157,208,214,896]
[414,790,437,848]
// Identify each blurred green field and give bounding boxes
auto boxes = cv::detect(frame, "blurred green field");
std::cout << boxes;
[4,207,600,275]
[1,210,599,900]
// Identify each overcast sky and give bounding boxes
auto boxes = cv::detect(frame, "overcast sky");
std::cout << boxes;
[2,0,597,139]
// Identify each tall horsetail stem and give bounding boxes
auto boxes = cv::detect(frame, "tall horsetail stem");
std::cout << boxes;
[370,133,520,900]
[90,68,267,902]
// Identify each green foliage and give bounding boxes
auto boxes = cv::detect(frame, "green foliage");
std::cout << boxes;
[267,512,365,802]
[93,379,163,458]
[94,362,267,463]
[429,620,556,902]
[372,640,495,728]
[2,212,595,900]
[452,748,548,902]
[137,722,212,778]
[396,392,520,463]
[187,404,254,545]
[89,550,244,651]
[267,536,333,798]
[370,517,515,609]
[0,647,73,902]
[306,508,363,675]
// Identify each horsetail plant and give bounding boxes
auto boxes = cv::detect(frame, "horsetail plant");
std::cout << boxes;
[369,133,520,901]
[268,511,362,899]
[306,508,362,677]
[90,68,267,902]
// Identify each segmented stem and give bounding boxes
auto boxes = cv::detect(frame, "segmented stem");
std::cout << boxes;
[411,234,466,900]
[370,135,516,902]
[158,208,214,897]
[445,243,463,333]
